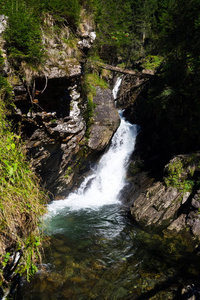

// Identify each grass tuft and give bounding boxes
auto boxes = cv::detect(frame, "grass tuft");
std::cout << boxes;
[0,94,47,282]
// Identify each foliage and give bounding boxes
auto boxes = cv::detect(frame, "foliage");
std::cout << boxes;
[0,0,82,68]
[0,94,47,282]
[64,166,73,179]
[91,0,160,65]
[0,51,12,101]
[164,157,196,193]
[26,0,81,26]
[141,55,163,70]
[156,0,200,62]
[18,235,42,281]
[92,0,133,64]
[1,0,43,65]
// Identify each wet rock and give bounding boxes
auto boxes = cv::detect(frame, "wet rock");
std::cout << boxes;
[10,74,86,196]
[186,211,200,238]
[87,87,120,151]
[167,214,187,232]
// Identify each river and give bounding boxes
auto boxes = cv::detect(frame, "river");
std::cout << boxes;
[19,79,200,300]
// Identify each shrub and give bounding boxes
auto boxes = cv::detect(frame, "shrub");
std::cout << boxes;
[3,1,43,65]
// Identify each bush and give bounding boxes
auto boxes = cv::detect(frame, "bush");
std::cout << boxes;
[3,1,43,65]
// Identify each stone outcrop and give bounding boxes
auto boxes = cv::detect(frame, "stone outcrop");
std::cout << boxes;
[87,87,120,151]
[129,153,200,238]
[13,74,87,196]
[77,9,96,53]
[130,181,186,228]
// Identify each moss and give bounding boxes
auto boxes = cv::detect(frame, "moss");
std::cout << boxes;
[64,166,73,179]
[164,156,196,193]
[62,35,78,49]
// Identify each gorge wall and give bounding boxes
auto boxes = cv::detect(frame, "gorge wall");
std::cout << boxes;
[118,74,200,241]
[1,13,119,198]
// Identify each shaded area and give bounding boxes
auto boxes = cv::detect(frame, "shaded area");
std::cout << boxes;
[18,208,200,300]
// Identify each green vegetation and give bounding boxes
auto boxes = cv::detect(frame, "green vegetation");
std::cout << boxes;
[1,0,199,72]
[1,0,43,65]
[33,0,81,25]
[0,51,12,101]
[131,0,200,170]
[164,159,192,192]
[84,72,108,101]
[64,166,73,179]
[0,0,82,68]
[0,0,200,286]
[0,86,47,282]
[141,55,163,70]
[164,155,200,193]
[83,73,97,138]
[89,0,161,66]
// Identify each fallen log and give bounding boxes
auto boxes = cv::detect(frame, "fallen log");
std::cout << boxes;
[97,62,155,78]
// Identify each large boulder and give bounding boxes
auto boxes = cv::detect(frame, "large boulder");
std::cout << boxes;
[129,153,200,239]
[87,87,120,151]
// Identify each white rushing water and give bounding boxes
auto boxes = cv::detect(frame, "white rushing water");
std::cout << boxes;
[112,77,122,99]
[48,78,137,215]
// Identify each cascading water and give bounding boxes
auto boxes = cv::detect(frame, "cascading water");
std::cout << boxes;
[112,76,122,99]
[19,77,199,300]
[48,111,137,214]
[48,76,133,215]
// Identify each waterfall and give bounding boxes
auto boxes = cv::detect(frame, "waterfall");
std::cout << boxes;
[112,77,122,99]
[48,78,137,215]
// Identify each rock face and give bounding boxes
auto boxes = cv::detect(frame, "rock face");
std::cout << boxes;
[15,76,86,196]
[87,87,120,151]
[130,181,184,228]
[129,153,200,238]
[20,85,119,197]
[118,71,200,239]
[0,12,120,197]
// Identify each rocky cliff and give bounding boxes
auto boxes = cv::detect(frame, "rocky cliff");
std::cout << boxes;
[1,12,119,198]
[120,73,200,240]
[128,153,200,238]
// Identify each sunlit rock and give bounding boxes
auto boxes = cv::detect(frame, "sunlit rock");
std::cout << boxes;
[87,87,120,151]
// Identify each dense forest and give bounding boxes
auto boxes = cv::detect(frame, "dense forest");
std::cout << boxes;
[1,0,200,71]
[0,0,200,297]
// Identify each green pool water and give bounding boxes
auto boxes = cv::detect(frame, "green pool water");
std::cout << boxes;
[19,203,200,300]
